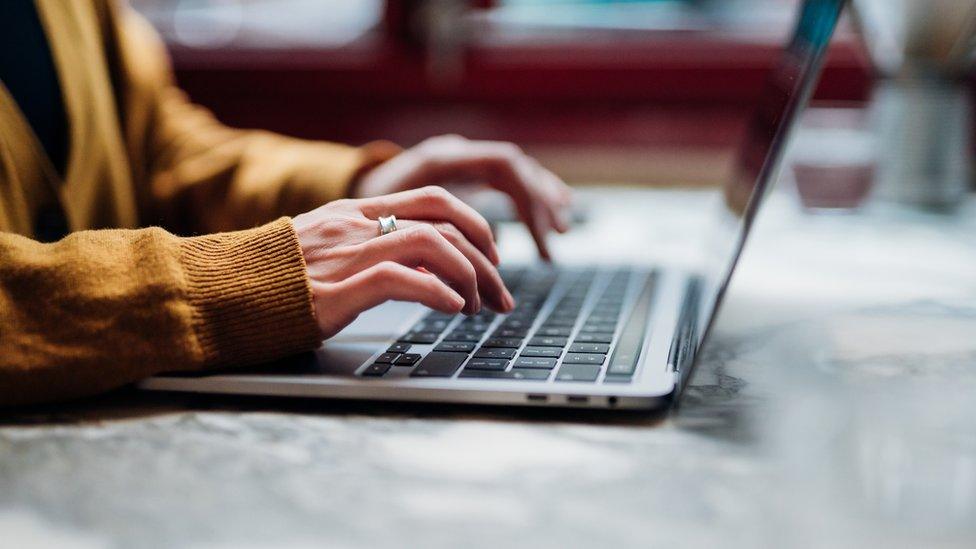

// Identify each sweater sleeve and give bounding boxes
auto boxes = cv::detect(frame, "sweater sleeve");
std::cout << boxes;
[0,218,322,407]
[110,6,400,235]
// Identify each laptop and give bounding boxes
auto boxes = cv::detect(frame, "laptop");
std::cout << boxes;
[140,0,845,410]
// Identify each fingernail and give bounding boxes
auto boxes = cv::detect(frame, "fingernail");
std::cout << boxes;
[505,290,516,312]
[448,290,465,311]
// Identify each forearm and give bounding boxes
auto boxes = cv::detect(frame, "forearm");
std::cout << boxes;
[111,6,399,234]
[0,219,320,407]
[143,93,398,234]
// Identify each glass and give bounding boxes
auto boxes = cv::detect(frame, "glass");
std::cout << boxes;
[788,107,876,211]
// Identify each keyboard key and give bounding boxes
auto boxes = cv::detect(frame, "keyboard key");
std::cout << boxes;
[473,348,517,360]
[470,311,497,322]
[425,311,456,321]
[562,353,605,365]
[451,326,485,334]
[362,363,391,376]
[580,324,617,334]
[399,332,440,344]
[444,331,482,343]
[394,353,422,366]
[482,337,523,348]
[460,369,550,380]
[493,328,529,338]
[501,318,532,330]
[556,363,601,382]
[387,343,411,353]
[457,319,491,330]
[435,341,476,353]
[514,357,557,369]
[412,319,449,332]
[568,343,611,354]
[519,347,562,359]
[585,315,618,325]
[573,333,614,344]
[543,316,578,327]
[528,336,568,348]
[374,352,399,364]
[536,326,573,337]
[411,352,467,377]
[458,321,491,332]
[464,359,509,371]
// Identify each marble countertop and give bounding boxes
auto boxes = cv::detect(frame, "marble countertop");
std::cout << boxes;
[2,186,975,549]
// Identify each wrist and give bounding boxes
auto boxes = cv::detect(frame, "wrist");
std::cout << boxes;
[346,140,403,198]
[181,218,322,367]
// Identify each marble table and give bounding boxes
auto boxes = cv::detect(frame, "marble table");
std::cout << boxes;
[2,185,975,549]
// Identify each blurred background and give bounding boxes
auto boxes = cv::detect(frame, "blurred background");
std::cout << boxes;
[128,0,976,211]
[128,0,872,188]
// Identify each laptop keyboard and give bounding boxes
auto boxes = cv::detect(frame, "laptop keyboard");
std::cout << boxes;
[359,266,655,383]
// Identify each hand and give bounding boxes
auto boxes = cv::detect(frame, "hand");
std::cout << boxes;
[353,135,573,260]
[293,186,515,339]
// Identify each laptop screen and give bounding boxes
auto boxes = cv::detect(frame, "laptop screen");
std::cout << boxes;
[688,0,845,371]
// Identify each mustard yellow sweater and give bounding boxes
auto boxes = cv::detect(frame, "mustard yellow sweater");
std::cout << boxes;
[0,1,398,406]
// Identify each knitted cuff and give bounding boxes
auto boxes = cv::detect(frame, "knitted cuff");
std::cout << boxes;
[179,217,321,368]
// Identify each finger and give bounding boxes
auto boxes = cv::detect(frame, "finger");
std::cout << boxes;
[538,167,572,233]
[397,220,514,312]
[451,142,559,258]
[530,168,569,235]
[518,197,553,262]
[553,175,574,207]
[538,165,572,205]
[501,155,569,238]
[335,262,466,319]
[330,224,484,315]
[359,186,500,265]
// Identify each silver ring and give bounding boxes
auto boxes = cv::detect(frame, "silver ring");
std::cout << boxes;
[378,215,398,236]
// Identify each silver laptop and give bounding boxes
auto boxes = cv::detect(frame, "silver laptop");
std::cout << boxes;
[140,0,845,410]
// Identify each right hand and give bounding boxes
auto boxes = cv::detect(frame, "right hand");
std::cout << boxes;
[292,186,515,339]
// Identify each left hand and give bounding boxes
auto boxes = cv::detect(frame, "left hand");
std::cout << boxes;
[353,135,573,260]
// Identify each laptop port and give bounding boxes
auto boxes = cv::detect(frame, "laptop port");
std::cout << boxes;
[608,396,618,407]
[526,394,548,403]
[567,395,589,404]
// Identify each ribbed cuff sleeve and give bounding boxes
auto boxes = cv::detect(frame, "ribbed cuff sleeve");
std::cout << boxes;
[179,218,321,368]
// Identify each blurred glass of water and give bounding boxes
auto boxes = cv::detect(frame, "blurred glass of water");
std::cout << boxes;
[789,108,877,212]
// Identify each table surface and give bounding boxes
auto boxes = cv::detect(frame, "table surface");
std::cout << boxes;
[2,184,976,549]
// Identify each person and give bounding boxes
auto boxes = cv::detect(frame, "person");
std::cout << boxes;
[0,1,571,407]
